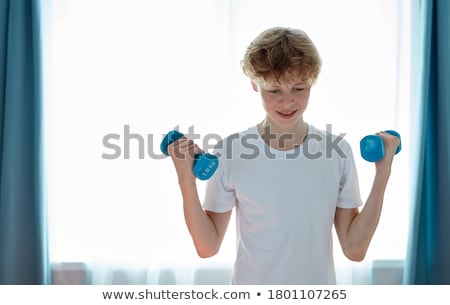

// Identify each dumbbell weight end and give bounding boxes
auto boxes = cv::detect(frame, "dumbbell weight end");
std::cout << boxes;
[160,130,219,180]
[360,130,401,162]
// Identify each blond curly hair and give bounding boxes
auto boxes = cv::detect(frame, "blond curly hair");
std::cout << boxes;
[241,27,321,87]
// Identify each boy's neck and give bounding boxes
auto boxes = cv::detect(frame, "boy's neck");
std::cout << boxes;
[257,119,309,150]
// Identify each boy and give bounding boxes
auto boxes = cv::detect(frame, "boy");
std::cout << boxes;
[167,27,400,284]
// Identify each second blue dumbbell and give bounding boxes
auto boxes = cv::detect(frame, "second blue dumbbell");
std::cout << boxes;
[160,130,219,180]
[360,130,401,162]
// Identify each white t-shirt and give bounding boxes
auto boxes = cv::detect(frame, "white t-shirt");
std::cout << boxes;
[203,125,363,284]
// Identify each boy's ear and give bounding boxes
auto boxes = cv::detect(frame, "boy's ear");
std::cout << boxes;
[251,82,258,92]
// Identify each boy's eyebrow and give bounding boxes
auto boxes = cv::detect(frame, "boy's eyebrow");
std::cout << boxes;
[267,81,306,87]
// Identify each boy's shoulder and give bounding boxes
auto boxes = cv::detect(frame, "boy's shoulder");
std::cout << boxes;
[308,124,350,144]
[307,124,354,159]
[218,125,258,144]
[212,126,259,157]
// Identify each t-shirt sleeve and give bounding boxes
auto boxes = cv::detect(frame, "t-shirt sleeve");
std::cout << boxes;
[202,147,236,213]
[336,141,363,208]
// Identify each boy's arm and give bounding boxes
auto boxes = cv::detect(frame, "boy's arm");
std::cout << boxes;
[179,180,232,258]
[334,132,400,261]
[168,138,231,258]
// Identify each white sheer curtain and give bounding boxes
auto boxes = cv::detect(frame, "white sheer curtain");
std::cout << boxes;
[43,0,411,284]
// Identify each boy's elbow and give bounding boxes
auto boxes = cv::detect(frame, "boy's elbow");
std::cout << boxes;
[346,252,366,262]
[196,245,219,259]
[198,251,215,259]
[343,245,367,262]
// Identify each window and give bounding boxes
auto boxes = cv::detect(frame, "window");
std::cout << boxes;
[43,0,411,283]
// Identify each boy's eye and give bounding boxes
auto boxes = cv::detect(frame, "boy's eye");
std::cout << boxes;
[267,89,280,93]
[294,87,305,91]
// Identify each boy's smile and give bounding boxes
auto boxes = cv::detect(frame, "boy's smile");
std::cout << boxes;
[276,109,298,119]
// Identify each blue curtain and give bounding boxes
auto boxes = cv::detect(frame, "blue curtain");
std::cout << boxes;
[0,0,49,284]
[405,0,450,284]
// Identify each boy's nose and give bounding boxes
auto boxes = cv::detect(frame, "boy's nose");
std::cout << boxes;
[278,94,295,105]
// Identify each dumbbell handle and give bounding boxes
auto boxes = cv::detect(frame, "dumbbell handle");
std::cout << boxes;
[360,130,401,162]
[160,130,218,180]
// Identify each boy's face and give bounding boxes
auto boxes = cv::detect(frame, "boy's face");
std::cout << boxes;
[253,75,310,129]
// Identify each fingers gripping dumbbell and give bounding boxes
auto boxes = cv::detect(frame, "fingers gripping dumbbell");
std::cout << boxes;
[360,130,402,162]
[160,130,219,180]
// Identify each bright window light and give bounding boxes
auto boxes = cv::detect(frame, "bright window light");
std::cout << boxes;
[42,0,411,279]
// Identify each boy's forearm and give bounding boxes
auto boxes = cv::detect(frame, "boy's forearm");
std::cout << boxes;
[348,170,390,258]
[179,181,220,258]
[345,131,398,260]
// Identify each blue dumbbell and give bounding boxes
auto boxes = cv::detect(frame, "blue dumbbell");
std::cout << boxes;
[160,130,219,180]
[360,130,401,162]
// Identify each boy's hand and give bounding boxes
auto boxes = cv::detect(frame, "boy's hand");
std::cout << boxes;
[167,137,203,184]
[375,131,400,173]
